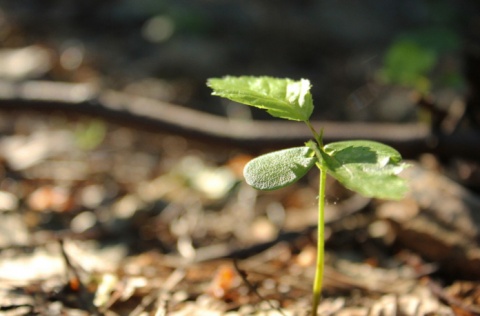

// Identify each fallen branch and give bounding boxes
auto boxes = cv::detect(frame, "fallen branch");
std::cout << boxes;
[0,80,478,159]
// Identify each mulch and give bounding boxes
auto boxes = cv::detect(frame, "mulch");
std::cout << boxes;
[0,110,479,315]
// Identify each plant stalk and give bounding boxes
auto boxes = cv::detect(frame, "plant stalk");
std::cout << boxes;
[305,120,323,148]
[311,165,326,315]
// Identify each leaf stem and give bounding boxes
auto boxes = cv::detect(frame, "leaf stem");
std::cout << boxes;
[311,165,326,316]
[305,120,323,148]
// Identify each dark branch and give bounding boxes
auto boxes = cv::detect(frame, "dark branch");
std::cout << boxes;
[0,80,478,159]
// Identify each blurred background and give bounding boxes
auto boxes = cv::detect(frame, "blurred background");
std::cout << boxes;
[1,1,480,314]
[0,0,478,122]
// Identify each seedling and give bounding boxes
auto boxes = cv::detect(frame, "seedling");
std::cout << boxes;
[207,76,409,315]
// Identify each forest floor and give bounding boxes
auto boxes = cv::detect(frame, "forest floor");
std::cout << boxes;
[1,109,480,316]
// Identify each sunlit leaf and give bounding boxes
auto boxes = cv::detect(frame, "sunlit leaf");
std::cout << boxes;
[320,140,409,199]
[243,146,317,190]
[207,76,313,121]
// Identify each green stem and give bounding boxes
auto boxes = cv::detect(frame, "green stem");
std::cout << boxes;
[305,120,323,148]
[305,122,327,315]
[311,165,326,316]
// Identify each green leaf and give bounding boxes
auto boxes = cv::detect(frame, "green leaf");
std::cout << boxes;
[320,140,409,200]
[207,76,313,121]
[380,39,437,93]
[244,146,317,190]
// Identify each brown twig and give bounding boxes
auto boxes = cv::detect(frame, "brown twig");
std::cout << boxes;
[58,239,101,315]
[0,80,479,159]
[428,279,480,315]
[233,259,287,316]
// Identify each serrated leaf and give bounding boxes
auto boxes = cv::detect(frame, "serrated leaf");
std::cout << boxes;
[207,76,313,121]
[244,146,317,190]
[320,140,409,200]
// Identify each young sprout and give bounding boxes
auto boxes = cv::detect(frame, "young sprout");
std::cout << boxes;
[207,76,409,315]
